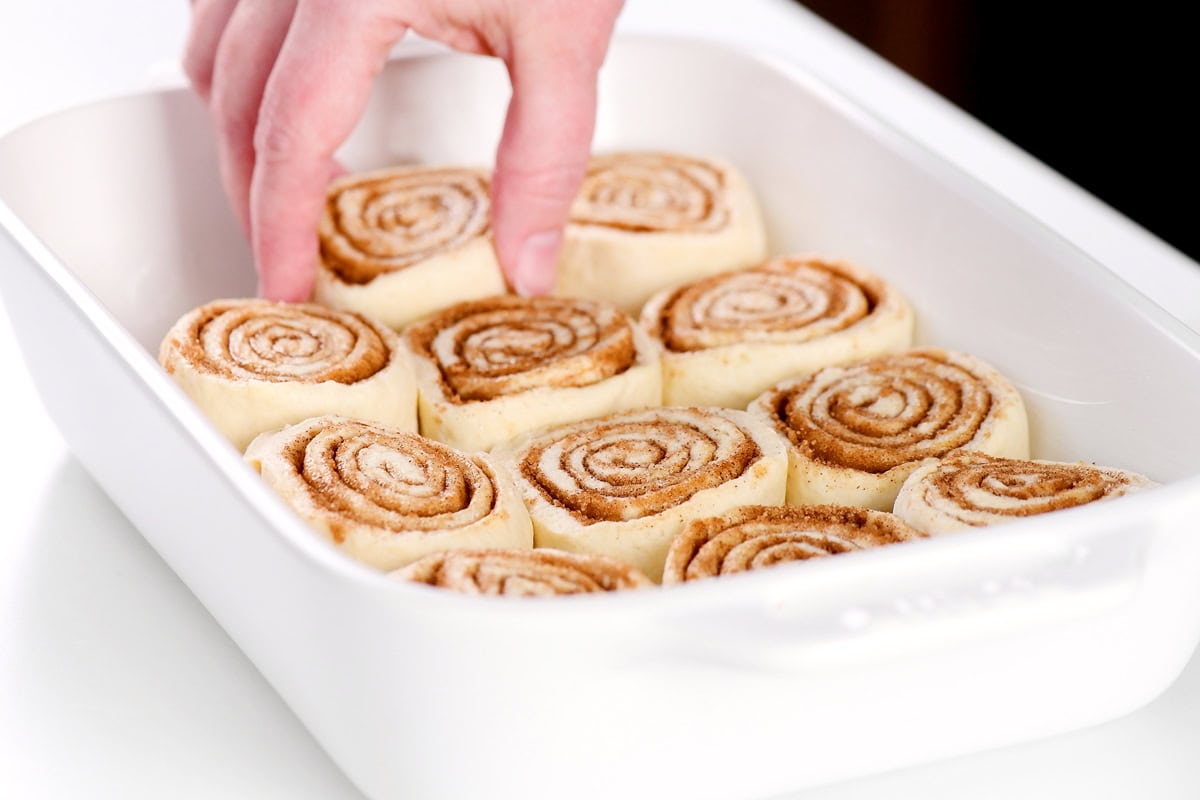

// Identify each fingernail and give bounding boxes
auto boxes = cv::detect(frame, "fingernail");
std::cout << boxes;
[513,230,562,296]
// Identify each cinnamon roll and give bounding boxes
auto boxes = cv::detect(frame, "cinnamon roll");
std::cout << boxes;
[749,348,1029,510]
[495,406,789,582]
[556,152,767,314]
[663,504,924,584]
[159,299,417,450]
[403,295,662,452]
[393,548,652,596]
[894,450,1157,534]
[245,416,533,570]
[313,166,507,328]
[641,256,915,408]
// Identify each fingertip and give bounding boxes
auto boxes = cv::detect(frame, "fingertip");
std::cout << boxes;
[251,197,322,302]
[510,230,562,296]
[256,257,317,303]
[489,88,592,297]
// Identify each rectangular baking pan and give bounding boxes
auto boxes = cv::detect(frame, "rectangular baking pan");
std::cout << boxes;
[3,37,1200,800]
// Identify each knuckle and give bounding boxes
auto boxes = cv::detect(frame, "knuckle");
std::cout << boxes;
[253,115,309,164]
[209,88,254,144]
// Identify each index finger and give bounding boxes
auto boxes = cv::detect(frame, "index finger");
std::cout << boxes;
[249,0,406,301]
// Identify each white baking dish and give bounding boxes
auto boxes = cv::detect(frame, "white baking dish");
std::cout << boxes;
[2,37,1200,800]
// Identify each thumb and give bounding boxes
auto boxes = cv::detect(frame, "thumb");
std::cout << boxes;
[490,17,615,296]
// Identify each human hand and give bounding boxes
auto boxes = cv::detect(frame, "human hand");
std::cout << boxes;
[184,0,624,301]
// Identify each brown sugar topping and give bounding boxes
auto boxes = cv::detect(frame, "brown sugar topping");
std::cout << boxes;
[276,417,498,537]
[398,548,653,596]
[405,295,638,403]
[164,299,391,384]
[766,349,995,473]
[517,407,762,523]
[664,504,923,582]
[654,257,882,352]
[917,450,1151,524]
[319,167,491,284]
[569,152,730,233]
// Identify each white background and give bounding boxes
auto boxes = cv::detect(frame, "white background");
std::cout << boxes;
[2,2,1199,798]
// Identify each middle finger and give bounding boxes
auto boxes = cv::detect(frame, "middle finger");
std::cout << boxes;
[209,0,299,235]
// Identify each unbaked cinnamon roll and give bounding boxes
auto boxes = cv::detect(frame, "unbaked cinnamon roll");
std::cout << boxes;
[403,294,662,452]
[749,348,1029,510]
[641,256,914,408]
[556,152,767,314]
[245,416,533,570]
[394,548,652,596]
[314,166,507,328]
[159,299,416,450]
[495,406,788,582]
[663,504,924,584]
[894,450,1157,534]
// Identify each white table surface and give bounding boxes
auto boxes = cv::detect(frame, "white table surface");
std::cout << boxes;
[3,2,1199,798]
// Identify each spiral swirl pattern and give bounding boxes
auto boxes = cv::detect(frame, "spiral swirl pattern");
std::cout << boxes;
[518,407,763,523]
[895,450,1156,533]
[664,504,923,583]
[406,295,638,402]
[651,257,886,351]
[570,153,729,233]
[166,299,391,384]
[762,349,1011,474]
[320,167,491,284]
[272,418,497,537]
[396,548,653,596]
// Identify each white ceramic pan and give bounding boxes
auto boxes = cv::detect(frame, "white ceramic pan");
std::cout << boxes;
[2,38,1200,800]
